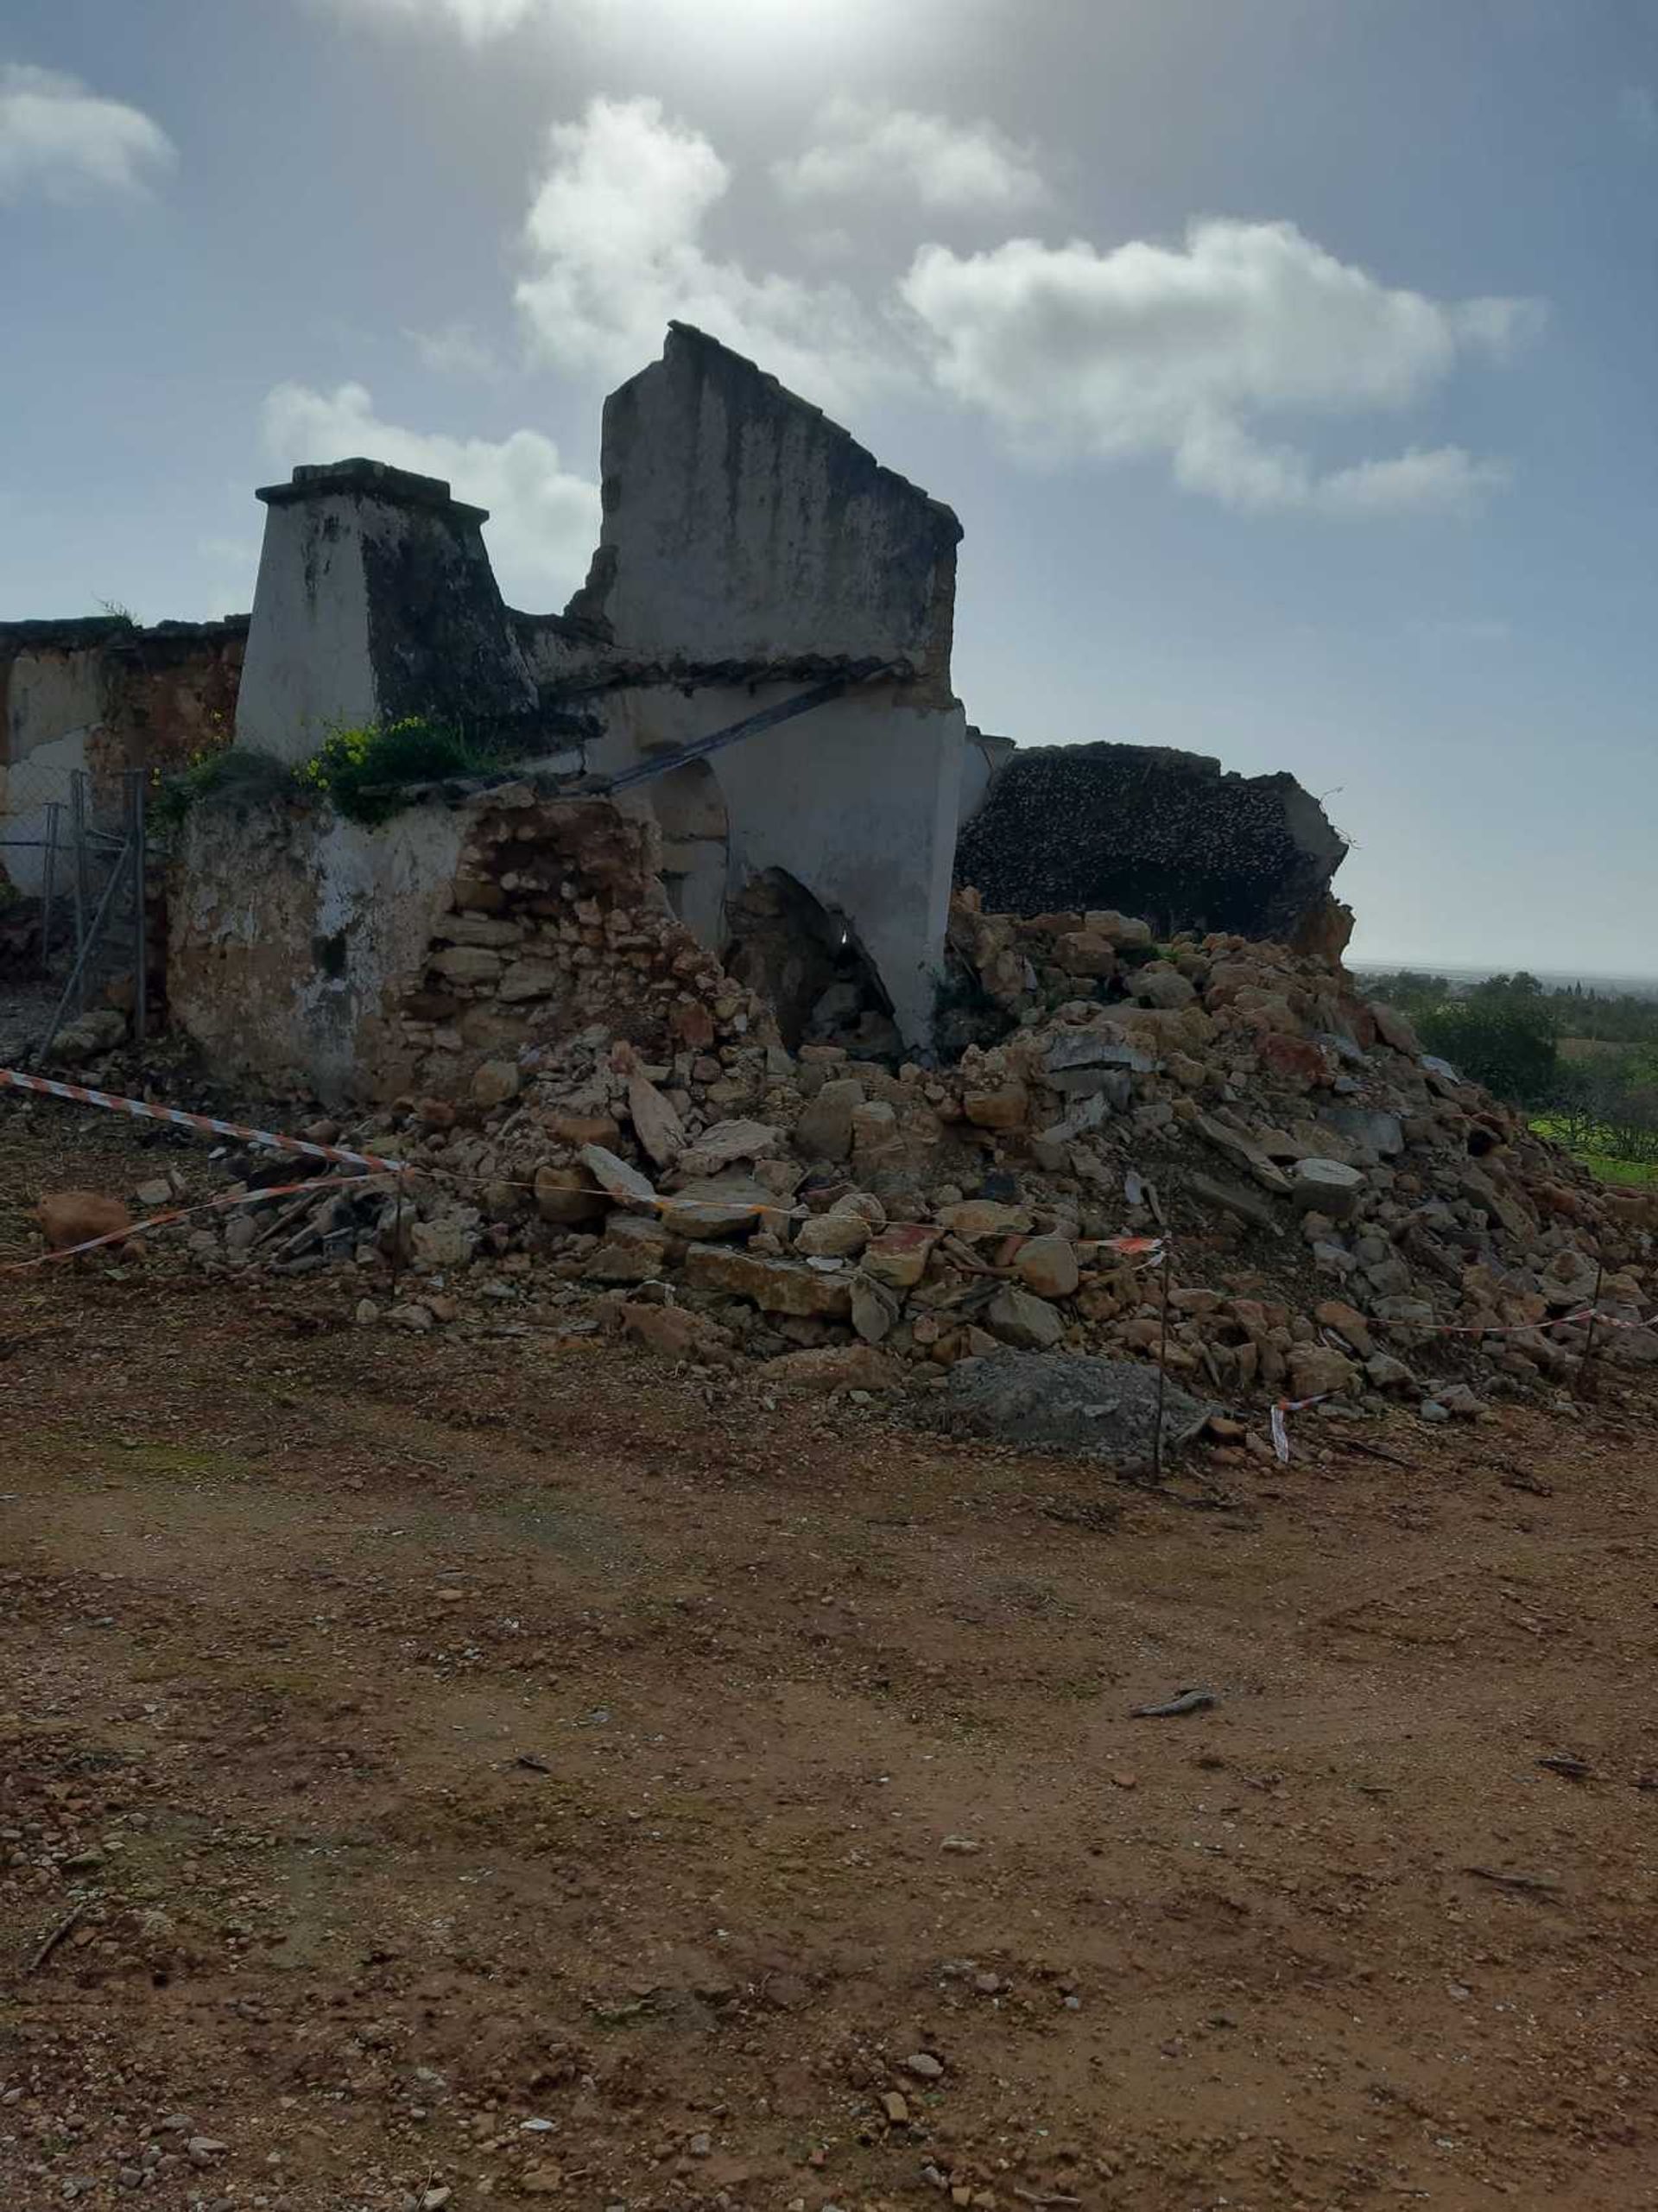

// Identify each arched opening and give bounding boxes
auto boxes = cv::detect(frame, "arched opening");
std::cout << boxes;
[723,868,897,1056]
[649,761,728,947]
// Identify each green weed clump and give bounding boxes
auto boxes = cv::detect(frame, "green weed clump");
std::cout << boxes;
[299,717,488,826]
[150,746,297,832]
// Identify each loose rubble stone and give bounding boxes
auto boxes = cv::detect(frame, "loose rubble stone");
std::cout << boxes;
[793,1077,864,1162]
[963,1083,1029,1131]
[986,1285,1066,1349]
[1131,964,1197,1010]
[36,1190,133,1252]
[1013,1234,1080,1299]
[660,1175,779,1239]
[795,1211,871,1258]
[861,1223,941,1289]
[533,1165,607,1224]
[620,1302,734,1362]
[757,1344,902,1391]
[682,1245,853,1317]
[471,1057,521,1109]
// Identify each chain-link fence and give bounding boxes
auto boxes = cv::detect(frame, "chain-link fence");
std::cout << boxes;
[0,761,149,1065]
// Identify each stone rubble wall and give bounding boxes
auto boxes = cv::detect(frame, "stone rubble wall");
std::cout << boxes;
[167,783,769,1109]
[0,617,246,892]
[956,740,1351,951]
[145,878,1655,1443]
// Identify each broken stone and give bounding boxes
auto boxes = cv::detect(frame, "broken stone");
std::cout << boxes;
[620,1302,734,1362]
[935,1200,1033,1240]
[1054,931,1117,979]
[471,1057,521,1109]
[1369,1000,1422,1055]
[1288,1345,1358,1398]
[963,1082,1029,1131]
[497,959,563,1002]
[36,1191,133,1252]
[409,1215,477,1270]
[795,1211,872,1258]
[757,1343,902,1392]
[1320,1105,1405,1160]
[677,1118,785,1178]
[793,1075,865,1162]
[1313,1298,1373,1356]
[430,943,504,983]
[532,1165,607,1225]
[682,1245,853,1317]
[986,1284,1065,1349]
[861,1223,942,1289]
[850,1271,902,1344]
[660,1175,780,1239]
[626,1073,685,1170]
[1291,1157,1365,1218]
[1013,1234,1080,1300]
[1131,964,1197,1011]
[579,1144,658,1211]
[1085,909,1154,948]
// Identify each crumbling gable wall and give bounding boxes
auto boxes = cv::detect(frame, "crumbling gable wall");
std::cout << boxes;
[566,325,970,1049]
[956,741,1351,951]
[567,322,960,690]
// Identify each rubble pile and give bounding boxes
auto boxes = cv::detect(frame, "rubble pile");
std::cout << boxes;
[394,787,772,1102]
[130,885,1656,1441]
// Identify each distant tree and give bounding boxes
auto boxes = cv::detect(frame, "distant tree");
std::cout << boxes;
[1419,995,1559,1106]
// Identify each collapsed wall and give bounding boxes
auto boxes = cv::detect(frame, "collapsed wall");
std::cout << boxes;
[0,615,245,892]
[168,779,769,1107]
[566,324,969,1049]
[956,741,1351,953]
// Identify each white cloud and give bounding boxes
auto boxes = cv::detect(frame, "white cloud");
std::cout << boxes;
[406,320,498,377]
[901,219,1538,515]
[1174,414,1509,517]
[0,63,176,205]
[775,97,1046,214]
[261,381,598,607]
[514,94,902,412]
[1619,84,1657,143]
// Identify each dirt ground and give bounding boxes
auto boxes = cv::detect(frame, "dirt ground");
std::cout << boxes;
[3,1106,1657,2212]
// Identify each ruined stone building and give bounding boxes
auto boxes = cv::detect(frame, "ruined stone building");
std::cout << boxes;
[2,322,1350,1100]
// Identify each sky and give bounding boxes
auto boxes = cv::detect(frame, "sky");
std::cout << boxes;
[3,0,1655,973]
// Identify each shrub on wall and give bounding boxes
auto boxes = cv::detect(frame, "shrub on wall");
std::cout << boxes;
[299,717,490,826]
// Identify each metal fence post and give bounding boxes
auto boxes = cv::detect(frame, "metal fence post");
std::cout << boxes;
[69,771,89,1011]
[39,801,60,977]
[131,770,149,1043]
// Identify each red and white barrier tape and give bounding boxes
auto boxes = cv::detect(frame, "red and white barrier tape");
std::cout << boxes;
[0,1169,395,1274]
[0,1068,406,1175]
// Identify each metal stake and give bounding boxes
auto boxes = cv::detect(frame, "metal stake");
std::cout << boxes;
[1578,1258,1605,1400]
[1152,1233,1174,1482]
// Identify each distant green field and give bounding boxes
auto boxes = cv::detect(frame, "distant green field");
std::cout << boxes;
[1532,1117,1658,1187]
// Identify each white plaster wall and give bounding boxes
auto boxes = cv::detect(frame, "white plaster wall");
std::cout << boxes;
[235,495,375,766]
[170,800,465,1103]
[6,647,105,765]
[959,731,1016,827]
[0,726,87,895]
[589,682,963,1046]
